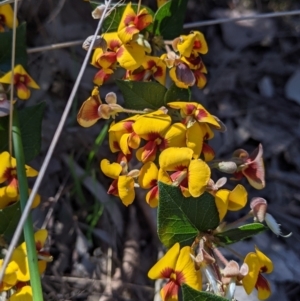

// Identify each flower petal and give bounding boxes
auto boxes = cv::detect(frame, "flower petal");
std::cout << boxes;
[148,243,180,279]
[175,246,202,291]
[159,147,193,171]
[188,159,210,197]
[255,246,273,274]
[243,252,260,295]
[214,189,230,221]
[227,184,247,211]
[117,42,145,70]
[9,285,32,301]
[77,87,102,127]
[186,122,204,158]
[100,159,122,179]
[117,175,135,206]
[162,123,187,149]
[138,161,158,189]
[146,186,159,208]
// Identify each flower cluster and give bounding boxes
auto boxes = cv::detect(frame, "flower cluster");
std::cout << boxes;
[0,4,18,32]
[75,3,286,301]
[0,230,52,300]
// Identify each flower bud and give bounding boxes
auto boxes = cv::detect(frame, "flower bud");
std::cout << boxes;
[92,4,107,19]
[105,92,117,104]
[216,161,237,174]
[250,197,267,222]
[82,35,107,51]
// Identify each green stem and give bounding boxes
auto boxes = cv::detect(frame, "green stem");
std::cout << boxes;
[12,110,44,301]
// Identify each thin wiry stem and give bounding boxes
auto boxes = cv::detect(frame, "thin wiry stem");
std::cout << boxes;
[0,0,21,6]
[25,9,300,54]
[8,0,18,156]
[0,0,114,284]
[183,9,300,29]
[27,40,84,54]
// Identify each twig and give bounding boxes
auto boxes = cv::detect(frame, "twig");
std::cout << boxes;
[27,40,84,54]
[183,9,300,28]
[0,0,114,284]
[0,0,21,6]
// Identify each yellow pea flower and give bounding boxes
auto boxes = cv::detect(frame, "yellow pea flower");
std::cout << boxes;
[214,184,248,220]
[0,65,39,100]
[117,2,153,44]
[159,147,210,198]
[0,151,38,198]
[243,246,273,300]
[11,230,52,282]
[148,243,201,301]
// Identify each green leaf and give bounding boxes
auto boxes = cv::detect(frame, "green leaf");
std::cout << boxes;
[0,22,27,72]
[215,223,268,245]
[94,4,154,33]
[0,201,21,243]
[158,182,220,248]
[116,80,167,110]
[153,0,188,39]
[164,83,191,104]
[0,102,46,162]
[182,284,229,301]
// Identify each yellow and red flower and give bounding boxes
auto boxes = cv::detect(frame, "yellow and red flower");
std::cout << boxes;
[242,246,273,300]
[159,147,210,198]
[133,110,187,163]
[213,184,248,220]
[91,31,146,85]
[148,243,201,301]
[0,65,39,100]
[232,144,265,190]
[117,2,153,44]
[11,230,52,282]
[0,151,38,199]
[173,31,208,57]
[77,87,123,127]
[100,159,139,206]
[108,115,140,155]
[0,4,18,32]
[125,55,166,86]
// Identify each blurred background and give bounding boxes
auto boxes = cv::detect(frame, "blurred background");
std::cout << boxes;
[16,0,300,300]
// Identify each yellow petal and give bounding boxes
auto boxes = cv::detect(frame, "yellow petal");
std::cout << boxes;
[133,110,171,139]
[148,243,180,279]
[163,123,187,149]
[214,189,230,221]
[117,42,145,70]
[11,248,30,282]
[118,175,135,206]
[159,147,193,171]
[25,164,38,178]
[186,122,204,158]
[188,159,210,197]
[100,159,122,179]
[138,162,158,189]
[34,229,48,250]
[0,260,18,290]
[227,184,247,211]
[9,285,32,301]
[16,84,31,100]
[145,186,159,208]
[255,246,273,274]
[158,168,172,185]
[0,186,18,209]
[243,252,260,295]
[175,246,202,291]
